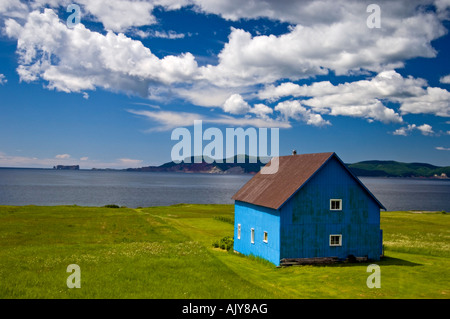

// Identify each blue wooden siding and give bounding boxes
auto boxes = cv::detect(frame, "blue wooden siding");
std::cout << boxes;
[233,200,280,265]
[279,156,382,261]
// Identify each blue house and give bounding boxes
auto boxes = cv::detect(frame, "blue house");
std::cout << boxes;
[232,152,385,266]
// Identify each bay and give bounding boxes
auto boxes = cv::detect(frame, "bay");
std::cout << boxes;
[0,168,448,211]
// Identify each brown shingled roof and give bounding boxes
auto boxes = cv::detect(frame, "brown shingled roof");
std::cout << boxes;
[232,152,334,210]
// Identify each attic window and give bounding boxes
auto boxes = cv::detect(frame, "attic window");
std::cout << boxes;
[329,234,342,246]
[330,199,342,211]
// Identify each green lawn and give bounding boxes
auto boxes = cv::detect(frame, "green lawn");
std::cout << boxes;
[0,204,448,298]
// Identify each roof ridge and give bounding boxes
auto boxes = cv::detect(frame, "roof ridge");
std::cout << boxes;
[276,151,335,158]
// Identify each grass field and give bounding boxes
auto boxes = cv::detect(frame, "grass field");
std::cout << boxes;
[0,204,448,299]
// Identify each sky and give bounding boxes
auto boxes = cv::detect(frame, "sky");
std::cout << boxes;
[0,0,450,169]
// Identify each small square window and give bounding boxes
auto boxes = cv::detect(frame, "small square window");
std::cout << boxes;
[251,228,255,244]
[263,231,268,243]
[329,234,342,246]
[237,224,241,240]
[330,199,342,211]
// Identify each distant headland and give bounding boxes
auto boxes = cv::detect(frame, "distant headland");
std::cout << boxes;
[125,155,263,175]
[53,165,80,170]
[108,156,450,179]
[47,156,450,178]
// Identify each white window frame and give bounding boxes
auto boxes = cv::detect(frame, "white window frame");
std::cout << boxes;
[237,224,241,240]
[251,228,255,244]
[330,199,342,211]
[329,234,342,247]
[263,231,268,243]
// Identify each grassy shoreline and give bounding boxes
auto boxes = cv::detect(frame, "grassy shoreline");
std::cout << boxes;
[0,204,448,298]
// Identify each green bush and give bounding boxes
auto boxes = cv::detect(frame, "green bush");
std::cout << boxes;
[103,204,120,208]
[212,236,234,251]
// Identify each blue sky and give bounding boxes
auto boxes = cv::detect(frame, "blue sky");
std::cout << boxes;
[0,0,449,168]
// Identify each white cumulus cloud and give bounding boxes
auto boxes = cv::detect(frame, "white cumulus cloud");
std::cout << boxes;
[249,103,273,119]
[4,9,199,97]
[259,70,450,122]
[55,153,71,159]
[198,1,446,87]
[274,100,330,127]
[0,74,7,84]
[393,123,434,136]
[440,74,450,84]
[134,29,186,39]
[223,94,251,115]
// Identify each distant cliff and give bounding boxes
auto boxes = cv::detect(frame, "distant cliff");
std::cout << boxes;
[125,157,449,178]
[347,161,450,178]
[126,156,266,174]
[53,165,80,170]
